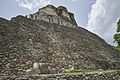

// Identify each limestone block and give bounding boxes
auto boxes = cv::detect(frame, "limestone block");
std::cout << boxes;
[33,62,39,69]
[40,8,57,16]
[61,11,71,20]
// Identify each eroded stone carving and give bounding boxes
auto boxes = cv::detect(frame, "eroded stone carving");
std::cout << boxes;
[26,5,78,28]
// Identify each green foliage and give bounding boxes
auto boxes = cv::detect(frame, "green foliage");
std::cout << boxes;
[117,19,120,32]
[114,34,120,46]
[114,19,120,48]
[114,46,120,52]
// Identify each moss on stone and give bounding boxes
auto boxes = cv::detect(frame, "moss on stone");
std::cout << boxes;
[64,69,120,74]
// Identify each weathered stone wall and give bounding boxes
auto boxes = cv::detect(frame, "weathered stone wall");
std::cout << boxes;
[0,72,120,80]
[27,12,77,28]
[26,5,78,28]
[1,16,120,76]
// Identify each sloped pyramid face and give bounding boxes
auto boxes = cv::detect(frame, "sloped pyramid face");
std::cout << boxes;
[0,5,120,75]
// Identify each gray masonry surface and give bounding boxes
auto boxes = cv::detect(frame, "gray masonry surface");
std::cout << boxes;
[26,5,78,28]
[0,5,120,80]
[0,72,120,80]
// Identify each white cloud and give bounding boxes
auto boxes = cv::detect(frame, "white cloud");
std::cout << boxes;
[87,0,120,45]
[71,0,79,2]
[16,0,50,10]
[72,0,76,1]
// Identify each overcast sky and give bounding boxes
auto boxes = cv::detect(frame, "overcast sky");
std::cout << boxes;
[0,0,94,27]
[87,0,120,45]
[0,0,119,45]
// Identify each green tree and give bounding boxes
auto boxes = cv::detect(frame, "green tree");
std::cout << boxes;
[114,19,120,47]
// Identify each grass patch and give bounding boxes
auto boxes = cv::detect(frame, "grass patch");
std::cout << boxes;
[64,69,120,74]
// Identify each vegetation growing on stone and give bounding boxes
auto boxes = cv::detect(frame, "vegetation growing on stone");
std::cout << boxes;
[64,69,120,74]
